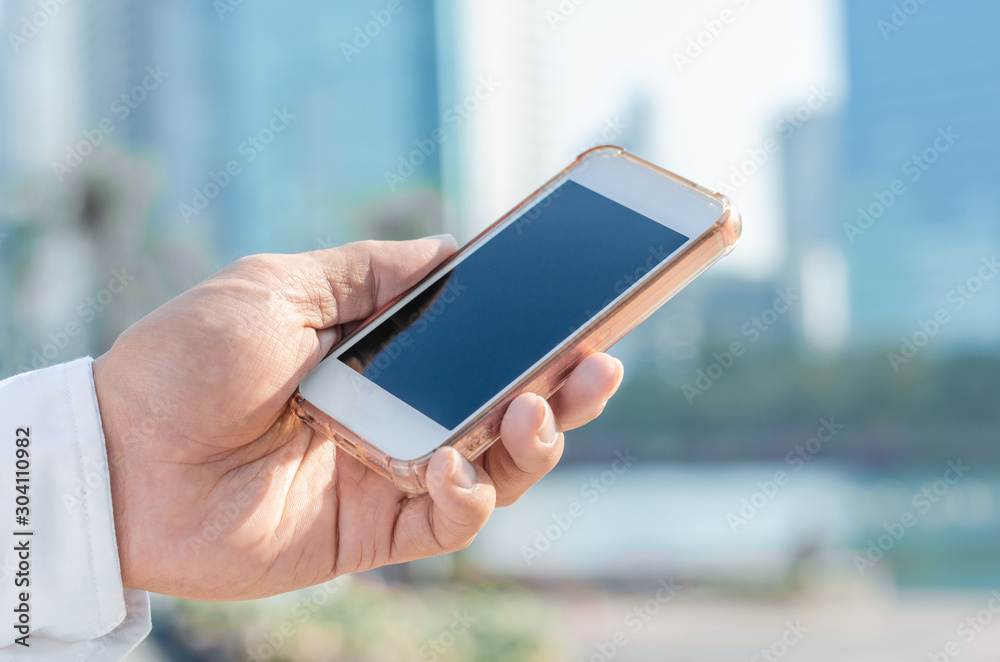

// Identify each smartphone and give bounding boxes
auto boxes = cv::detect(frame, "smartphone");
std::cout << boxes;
[293,146,741,493]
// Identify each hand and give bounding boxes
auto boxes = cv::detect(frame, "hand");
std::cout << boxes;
[93,237,624,600]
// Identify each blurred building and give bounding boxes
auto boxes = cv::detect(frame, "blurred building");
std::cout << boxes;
[79,0,444,256]
[787,0,1000,352]
[0,0,445,374]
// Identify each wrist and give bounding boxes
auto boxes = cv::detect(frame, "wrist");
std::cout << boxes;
[92,353,138,590]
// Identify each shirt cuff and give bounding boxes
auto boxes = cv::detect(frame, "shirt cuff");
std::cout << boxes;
[0,358,152,659]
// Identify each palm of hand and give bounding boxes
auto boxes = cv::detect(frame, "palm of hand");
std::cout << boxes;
[94,240,622,600]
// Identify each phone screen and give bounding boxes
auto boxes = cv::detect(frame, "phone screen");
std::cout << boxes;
[339,180,688,429]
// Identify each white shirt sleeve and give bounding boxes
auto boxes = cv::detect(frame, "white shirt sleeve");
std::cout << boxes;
[0,357,152,660]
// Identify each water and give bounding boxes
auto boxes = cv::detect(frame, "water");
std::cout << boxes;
[466,463,1000,590]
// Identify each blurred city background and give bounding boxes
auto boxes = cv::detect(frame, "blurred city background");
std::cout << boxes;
[2,0,1000,659]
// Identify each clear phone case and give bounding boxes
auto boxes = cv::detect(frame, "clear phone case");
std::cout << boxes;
[291,146,742,494]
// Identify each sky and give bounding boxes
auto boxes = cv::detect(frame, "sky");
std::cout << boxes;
[447,0,848,280]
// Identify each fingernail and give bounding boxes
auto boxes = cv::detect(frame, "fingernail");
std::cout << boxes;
[451,450,477,489]
[537,396,557,446]
[613,357,625,390]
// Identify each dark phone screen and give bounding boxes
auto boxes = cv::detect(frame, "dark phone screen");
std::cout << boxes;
[339,180,688,429]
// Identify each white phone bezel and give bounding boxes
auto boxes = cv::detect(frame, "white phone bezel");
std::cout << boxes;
[299,152,725,461]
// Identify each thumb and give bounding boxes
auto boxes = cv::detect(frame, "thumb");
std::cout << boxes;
[300,234,457,329]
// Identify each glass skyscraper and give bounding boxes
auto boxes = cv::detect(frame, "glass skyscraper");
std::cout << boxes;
[78,0,443,257]
[787,0,1000,350]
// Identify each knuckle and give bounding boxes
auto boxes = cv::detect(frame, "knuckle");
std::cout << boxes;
[232,253,289,281]
[515,436,563,475]
[233,253,271,270]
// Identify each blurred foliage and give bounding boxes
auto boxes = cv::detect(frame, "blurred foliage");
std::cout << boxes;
[152,578,565,662]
